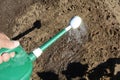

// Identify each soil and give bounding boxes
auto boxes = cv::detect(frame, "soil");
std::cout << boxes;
[0,0,120,80]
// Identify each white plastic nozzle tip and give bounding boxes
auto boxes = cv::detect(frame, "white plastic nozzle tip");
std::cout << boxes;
[70,16,82,29]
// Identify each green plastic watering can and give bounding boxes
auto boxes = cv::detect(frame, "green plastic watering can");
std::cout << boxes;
[0,16,82,80]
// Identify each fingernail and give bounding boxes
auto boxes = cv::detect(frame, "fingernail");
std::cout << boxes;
[2,53,10,62]
[13,41,20,47]
[10,53,15,58]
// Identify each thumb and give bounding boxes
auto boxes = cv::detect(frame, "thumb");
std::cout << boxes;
[0,40,20,49]
[11,41,20,48]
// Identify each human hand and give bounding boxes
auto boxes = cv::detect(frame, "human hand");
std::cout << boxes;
[0,33,19,64]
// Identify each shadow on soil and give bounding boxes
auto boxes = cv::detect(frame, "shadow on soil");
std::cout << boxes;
[37,58,120,80]
[88,58,120,80]
[62,62,88,80]
[37,71,59,80]
[12,20,41,40]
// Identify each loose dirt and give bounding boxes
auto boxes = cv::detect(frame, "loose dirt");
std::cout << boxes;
[0,0,120,80]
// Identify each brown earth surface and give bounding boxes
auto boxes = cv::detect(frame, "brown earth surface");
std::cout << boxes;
[0,0,120,80]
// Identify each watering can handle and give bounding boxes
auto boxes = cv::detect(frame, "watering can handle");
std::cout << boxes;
[0,45,32,80]
[0,45,30,67]
[0,45,24,55]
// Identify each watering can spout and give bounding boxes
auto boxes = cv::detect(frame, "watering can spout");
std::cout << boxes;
[29,16,82,61]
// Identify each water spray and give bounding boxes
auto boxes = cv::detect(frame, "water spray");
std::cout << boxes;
[0,16,82,80]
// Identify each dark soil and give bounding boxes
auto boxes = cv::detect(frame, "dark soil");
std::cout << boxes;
[0,0,120,80]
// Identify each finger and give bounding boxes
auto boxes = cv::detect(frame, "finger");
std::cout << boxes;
[2,53,10,62]
[9,41,20,48]
[0,56,3,64]
[0,39,14,49]
[10,52,15,58]
[0,40,19,49]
